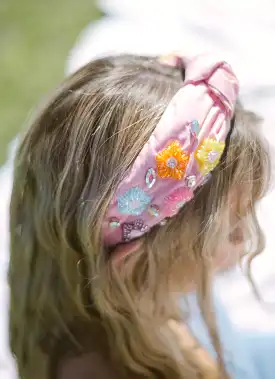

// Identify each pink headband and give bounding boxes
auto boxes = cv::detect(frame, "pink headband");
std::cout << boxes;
[103,53,239,246]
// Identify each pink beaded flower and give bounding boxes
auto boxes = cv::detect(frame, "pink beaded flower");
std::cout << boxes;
[164,187,193,217]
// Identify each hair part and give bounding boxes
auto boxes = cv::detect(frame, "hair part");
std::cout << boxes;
[9,55,271,379]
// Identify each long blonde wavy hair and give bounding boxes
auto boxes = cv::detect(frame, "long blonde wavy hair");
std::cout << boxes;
[9,55,270,379]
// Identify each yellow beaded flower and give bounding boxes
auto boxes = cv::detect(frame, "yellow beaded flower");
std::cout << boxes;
[195,138,225,174]
[156,141,189,180]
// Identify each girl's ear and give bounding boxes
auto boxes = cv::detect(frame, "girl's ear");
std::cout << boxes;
[112,240,142,264]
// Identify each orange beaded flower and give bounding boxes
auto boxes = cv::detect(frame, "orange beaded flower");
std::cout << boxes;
[195,138,225,174]
[156,141,189,180]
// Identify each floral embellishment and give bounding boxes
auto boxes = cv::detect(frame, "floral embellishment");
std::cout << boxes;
[148,204,160,217]
[156,141,189,180]
[145,168,157,189]
[186,175,196,189]
[108,218,120,229]
[164,187,193,217]
[191,120,200,136]
[195,138,225,174]
[117,187,151,216]
[123,219,148,241]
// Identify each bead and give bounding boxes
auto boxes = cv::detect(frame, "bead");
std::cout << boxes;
[156,141,189,180]
[191,120,200,135]
[148,205,160,217]
[108,218,120,229]
[208,151,219,163]
[166,157,178,168]
[160,219,167,226]
[122,219,148,241]
[186,175,196,189]
[117,187,151,216]
[145,168,157,189]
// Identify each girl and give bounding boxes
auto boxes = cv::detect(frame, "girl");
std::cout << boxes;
[8,53,270,379]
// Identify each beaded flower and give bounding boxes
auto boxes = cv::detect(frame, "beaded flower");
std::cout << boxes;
[117,187,151,216]
[123,219,148,241]
[195,138,225,174]
[164,187,193,217]
[156,141,189,180]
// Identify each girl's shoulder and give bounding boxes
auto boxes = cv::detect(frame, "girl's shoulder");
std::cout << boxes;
[50,320,140,379]
[55,350,121,379]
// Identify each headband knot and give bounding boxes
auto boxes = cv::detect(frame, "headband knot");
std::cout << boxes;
[183,54,239,117]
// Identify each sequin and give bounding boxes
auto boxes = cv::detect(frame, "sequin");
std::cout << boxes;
[117,187,151,216]
[208,151,219,163]
[148,205,160,217]
[145,168,157,189]
[108,218,120,229]
[186,175,196,189]
[191,120,200,135]
[123,219,148,241]
[156,141,189,180]
[195,138,225,175]
[166,157,178,168]
[164,187,193,216]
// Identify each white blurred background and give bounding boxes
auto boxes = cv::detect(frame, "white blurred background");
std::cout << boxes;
[1,1,275,377]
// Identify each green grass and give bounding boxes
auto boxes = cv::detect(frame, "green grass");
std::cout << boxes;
[0,0,101,165]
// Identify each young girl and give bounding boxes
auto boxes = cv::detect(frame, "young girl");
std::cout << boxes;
[8,53,271,379]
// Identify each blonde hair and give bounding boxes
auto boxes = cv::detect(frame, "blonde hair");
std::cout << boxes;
[9,55,270,379]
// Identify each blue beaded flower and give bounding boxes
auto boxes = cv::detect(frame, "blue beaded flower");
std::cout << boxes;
[117,187,151,216]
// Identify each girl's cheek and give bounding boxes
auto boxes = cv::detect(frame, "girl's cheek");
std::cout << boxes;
[213,226,245,272]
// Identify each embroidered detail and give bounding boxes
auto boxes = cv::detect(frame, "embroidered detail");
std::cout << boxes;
[108,218,120,229]
[156,141,189,180]
[145,168,157,189]
[123,219,148,241]
[195,138,225,174]
[148,205,160,217]
[191,120,200,135]
[117,187,151,216]
[186,175,196,189]
[164,187,193,216]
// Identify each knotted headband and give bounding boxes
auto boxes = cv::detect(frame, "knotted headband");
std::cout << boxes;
[103,53,239,246]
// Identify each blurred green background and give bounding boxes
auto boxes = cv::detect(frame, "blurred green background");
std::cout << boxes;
[0,0,100,165]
